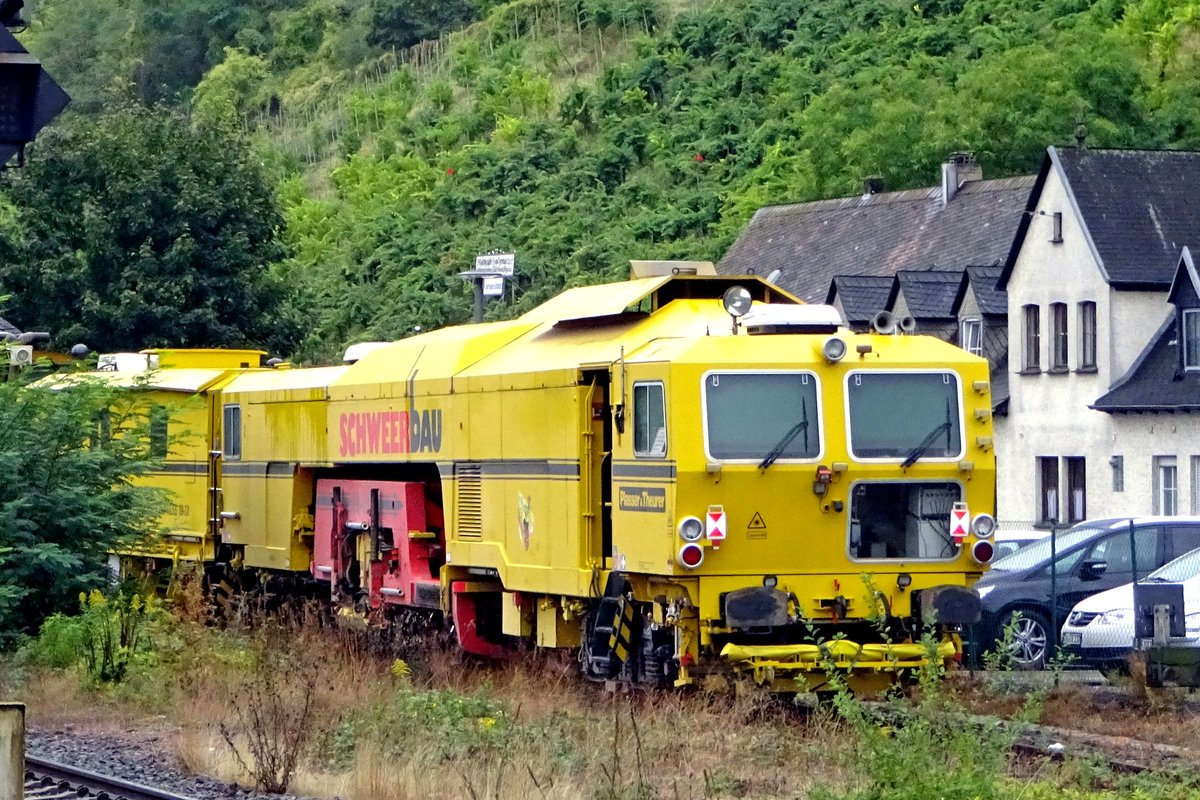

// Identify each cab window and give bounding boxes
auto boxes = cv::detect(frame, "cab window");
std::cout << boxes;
[633,382,665,457]
[223,404,242,460]
[704,371,820,461]
[846,371,962,461]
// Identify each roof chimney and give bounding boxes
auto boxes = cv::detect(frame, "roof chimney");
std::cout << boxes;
[863,176,885,195]
[941,151,982,207]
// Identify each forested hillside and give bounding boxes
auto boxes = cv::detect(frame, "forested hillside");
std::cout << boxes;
[5,0,1200,359]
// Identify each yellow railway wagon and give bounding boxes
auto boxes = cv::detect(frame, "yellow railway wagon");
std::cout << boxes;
[101,266,998,691]
[69,349,268,568]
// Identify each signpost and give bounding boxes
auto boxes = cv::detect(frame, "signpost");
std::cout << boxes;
[482,275,505,297]
[459,252,515,322]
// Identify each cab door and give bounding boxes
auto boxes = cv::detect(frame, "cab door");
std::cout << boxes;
[609,364,674,574]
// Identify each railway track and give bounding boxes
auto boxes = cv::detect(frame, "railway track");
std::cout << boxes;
[24,754,200,800]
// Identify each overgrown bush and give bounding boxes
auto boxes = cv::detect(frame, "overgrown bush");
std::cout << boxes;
[0,371,169,646]
[812,630,1024,800]
[219,622,322,793]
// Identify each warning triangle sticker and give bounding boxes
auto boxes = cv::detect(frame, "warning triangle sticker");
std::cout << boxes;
[748,512,766,530]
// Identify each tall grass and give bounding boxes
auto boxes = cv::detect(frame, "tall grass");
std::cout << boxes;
[10,594,1200,799]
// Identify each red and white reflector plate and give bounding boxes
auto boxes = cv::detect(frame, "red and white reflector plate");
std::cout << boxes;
[707,505,726,544]
[950,502,969,543]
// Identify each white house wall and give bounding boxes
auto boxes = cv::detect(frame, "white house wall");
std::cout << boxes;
[1109,289,1171,381]
[1003,165,1161,522]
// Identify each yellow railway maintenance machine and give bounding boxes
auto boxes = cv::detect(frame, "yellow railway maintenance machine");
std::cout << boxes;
[74,349,269,574]
[101,263,997,692]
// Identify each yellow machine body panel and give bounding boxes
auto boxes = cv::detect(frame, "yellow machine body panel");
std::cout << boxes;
[145,349,265,370]
[59,352,269,564]
[219,366,349,571]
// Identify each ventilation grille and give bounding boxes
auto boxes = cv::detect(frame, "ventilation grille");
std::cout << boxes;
[456,462,482,540]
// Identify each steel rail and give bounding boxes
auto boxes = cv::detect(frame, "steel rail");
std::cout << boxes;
[25,754,202,800]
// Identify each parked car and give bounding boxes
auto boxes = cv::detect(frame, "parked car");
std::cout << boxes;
[993,528,1049,561]
[972,517,1200,668]
[1061,546,1200,669]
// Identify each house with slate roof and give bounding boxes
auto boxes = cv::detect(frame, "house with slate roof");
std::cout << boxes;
[998,146,1200,523]
[892,270,962,341]
[718,153,1036,303]
[826,275,895,329]
[954,265,1009,414]
[826,267,1010,412]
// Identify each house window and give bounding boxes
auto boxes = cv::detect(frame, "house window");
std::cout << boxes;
[1078,301,1097,370]
[1065,457,1086,524]
[223,404,242,460]
[1184,310,1200,371]
[1051,211,1063,243]
[633,382,666,457]
[1111,455,1124,492]
[960,318,983,356]
[1023,305,1040,372]
[1192,456,1200,514]
[1155,456,1179,516]
[1050,302,1068,371]
[1038,456,1059,525]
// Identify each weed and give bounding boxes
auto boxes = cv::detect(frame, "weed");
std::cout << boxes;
[982,611,1021,673]
[219,622,321,793]
[21,612,87,669]
[811,621,1023,800]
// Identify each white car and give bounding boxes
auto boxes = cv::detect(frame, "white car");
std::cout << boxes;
[1060,546,1200,668]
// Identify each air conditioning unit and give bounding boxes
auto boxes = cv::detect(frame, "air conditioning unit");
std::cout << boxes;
[9,345,33,366]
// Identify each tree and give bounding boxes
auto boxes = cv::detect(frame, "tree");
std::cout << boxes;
[0,105,300,355]
[0,368,167,645]
[191,47,272,130]
[367,0,481,51]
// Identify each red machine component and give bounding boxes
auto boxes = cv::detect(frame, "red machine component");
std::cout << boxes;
[312,479,444,610]
[450,581,509,658]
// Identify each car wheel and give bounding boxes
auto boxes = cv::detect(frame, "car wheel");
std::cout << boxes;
[1007,610,1049,670]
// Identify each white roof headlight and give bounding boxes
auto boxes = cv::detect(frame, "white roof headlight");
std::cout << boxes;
[722,285,753,318]
[821,336,847,363]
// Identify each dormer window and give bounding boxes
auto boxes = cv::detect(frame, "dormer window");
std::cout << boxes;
[960,318,982,356]
[1184,309,1200,371]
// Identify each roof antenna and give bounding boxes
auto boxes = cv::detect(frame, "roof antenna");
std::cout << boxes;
[1074,112,1088,151]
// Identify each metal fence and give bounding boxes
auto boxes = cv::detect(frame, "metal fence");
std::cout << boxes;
[968,518,1192,670]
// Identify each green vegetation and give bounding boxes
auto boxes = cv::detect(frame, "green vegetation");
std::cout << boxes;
[9,606,1200,799]
[0,104,298,354]
[0,369,167,645]
[1,1,1199,359]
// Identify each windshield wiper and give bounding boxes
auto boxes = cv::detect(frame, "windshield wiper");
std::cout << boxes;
[759,400,809,470]
[901,400,954,468]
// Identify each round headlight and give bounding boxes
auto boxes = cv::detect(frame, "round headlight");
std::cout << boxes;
[971,513,996,539]
[822,336,847,363]
[678,516,704,542]
[678,543,705,569]
[722,285,753,318]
